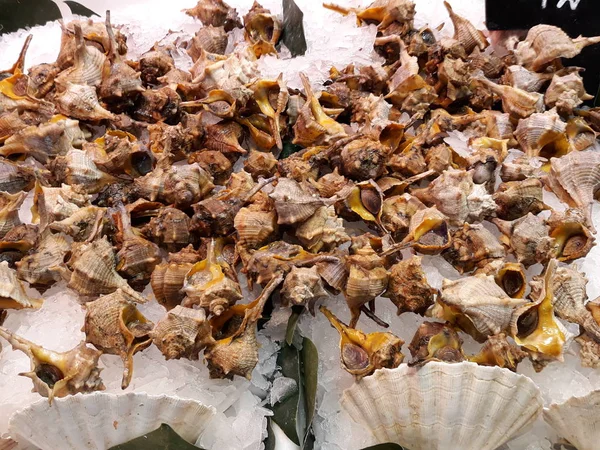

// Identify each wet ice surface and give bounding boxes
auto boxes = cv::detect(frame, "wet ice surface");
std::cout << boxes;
[1,0,600,449]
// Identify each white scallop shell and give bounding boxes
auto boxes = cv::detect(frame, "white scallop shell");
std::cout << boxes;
[341,361,542,450]
[8,392,216,450]
[543,389,600,450]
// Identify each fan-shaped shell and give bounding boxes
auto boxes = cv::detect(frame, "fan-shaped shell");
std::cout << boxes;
[543,390,600,450]
[341,361,542,450]
[8,392,216,450]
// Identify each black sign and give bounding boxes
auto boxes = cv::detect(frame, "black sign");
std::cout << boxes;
[486,0,600,101]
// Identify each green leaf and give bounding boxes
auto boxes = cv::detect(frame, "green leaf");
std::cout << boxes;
[295,344,308,448]
[264,419,276,450]
[270,327,319,448]
[272,345,303,445]
[300,337,318,449]
[281,0,307,57]
[65,1,100,17]
[109,424,203,450]
[360,444,407,450]
[285,306,303,346]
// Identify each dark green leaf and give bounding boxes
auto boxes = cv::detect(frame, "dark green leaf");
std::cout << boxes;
[108,424,203,450]
[264,419,276,450]
[295,344,308,447]
[360,444,407,450]
[302,431,315,450]
[285,306,303,345]
[257,292,275,331]
[0,0,61,34]
[271,328,319,447]
[281,0,307,57]
[280,141,303,160]
[553,444,578,450]
[272,345,302,445]
[65,1,99,17]
[300,337,318,449]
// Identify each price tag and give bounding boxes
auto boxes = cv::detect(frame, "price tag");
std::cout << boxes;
[486,0,600,102]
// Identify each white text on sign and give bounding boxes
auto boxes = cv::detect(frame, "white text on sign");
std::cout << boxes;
[542,0,582,10]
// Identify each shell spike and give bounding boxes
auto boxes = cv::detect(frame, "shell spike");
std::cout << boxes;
[240,271,284,332]
[272,73,288,150]
[320,305,347,335]
[0,326,35,353]
[115,203,136,240]
[122,352,135,390]
[73,24,86,59]
[322,2,354,15]
[9,34,32,75]
[240,175,276,203]
[105,10,118,60]
[574,34,600,51]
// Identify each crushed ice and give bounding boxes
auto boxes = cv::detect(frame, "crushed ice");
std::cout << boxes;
[1,1,600,449]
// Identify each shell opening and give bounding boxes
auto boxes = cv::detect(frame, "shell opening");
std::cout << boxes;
[417,220,448,247]
[551,221,592,260]
[348,187,377,222]
[514,262,565,357]
[341,343,370,370]
[538,138,569,161]
[131,152,153,176]
[35,364,64,388]
[562,233,588,259]
[427,329,463,361]
[360,188,381,216]
[516,308,538,338]
[502,271,524,297]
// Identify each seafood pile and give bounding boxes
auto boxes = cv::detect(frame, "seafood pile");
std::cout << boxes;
[0,0,600,448]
